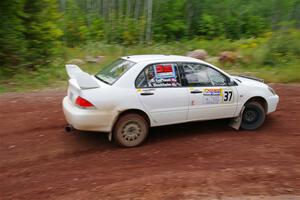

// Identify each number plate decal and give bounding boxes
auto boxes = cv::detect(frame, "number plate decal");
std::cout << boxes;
[223,90,233,103]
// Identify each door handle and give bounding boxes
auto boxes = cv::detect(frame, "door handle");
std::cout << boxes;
[141,92,154,96]
[190,90,202,94]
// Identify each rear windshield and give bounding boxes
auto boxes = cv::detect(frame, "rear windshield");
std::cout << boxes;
[95,59,135,85]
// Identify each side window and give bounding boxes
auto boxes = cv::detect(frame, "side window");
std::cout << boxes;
[182,63,212,86]
[207,67,228,86]
[135,63,181,88]
[135,71,148,87]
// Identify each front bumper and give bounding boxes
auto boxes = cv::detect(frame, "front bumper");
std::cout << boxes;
[266,95,279,114]
[62,97,115,132]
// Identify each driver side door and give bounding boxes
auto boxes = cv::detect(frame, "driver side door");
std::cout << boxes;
[180,63,238,121]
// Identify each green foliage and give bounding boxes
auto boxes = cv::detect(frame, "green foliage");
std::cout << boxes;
[23,0,63,65]
[198,14,224,39]
[224,15,243,40]
[122,18,146,45]
[63,0,88,47]
[152,0,187,41]
[262,30,300,65]
[1,0,300,93]
[0,0,26,66]
[0,0,62,68]
[88,17,104,41]
[2,38,300,93]
[241,15,268,37]
[1,0,299,66]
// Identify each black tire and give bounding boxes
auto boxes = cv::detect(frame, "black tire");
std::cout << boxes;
[241,101,266,130]
[113,113,149,147]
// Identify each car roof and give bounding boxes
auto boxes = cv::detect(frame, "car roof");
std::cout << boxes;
[121,54,203,63]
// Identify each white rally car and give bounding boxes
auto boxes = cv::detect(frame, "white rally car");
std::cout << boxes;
[63,55,279,147]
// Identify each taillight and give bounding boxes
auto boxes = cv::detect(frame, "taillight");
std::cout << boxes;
[75,96,95,108]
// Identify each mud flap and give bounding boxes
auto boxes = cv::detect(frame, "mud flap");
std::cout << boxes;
[229,106,245,130]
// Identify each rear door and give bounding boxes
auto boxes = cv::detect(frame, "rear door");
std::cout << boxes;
[180,63,238,121]
[136,63,189,125]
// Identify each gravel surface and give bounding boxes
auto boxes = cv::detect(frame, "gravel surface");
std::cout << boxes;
[1,84,300,200]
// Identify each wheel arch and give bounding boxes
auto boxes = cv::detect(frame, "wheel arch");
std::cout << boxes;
[112,108,151,130]
[245,96,268,113]
[108,108,151,142]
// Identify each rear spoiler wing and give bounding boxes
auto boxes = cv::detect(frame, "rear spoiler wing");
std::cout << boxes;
[66,64,100,89]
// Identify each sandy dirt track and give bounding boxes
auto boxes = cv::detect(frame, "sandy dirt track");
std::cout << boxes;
[1,84,300,200]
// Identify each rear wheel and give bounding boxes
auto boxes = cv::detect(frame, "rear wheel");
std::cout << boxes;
[241,101,266,130]
[113,113,149,147]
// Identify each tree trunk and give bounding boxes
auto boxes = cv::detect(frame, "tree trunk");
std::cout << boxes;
[146,0,152,44]
[98,0,102,15]
[126,0,132,18]
[103,0,107,19]
[139,0,146,43]
[134,0,140,19]
[118,0,124,18]
[186,0,194,38]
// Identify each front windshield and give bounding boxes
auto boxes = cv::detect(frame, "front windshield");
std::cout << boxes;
[95,59,135,84]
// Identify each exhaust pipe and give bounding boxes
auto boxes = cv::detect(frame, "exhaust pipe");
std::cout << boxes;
[65,125,74,132]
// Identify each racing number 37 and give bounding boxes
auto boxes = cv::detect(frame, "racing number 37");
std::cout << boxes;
[223,91,233,102]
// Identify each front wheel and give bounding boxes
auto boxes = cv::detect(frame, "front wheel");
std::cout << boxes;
[113,113,149,147]
[241,101,266,130]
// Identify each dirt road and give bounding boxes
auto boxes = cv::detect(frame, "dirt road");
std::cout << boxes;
[1,84,300,200]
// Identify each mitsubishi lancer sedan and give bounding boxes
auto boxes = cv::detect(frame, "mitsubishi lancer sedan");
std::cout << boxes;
[63,55,279,147]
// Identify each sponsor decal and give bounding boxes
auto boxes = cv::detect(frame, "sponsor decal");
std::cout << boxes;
[148,64,180,87]
[150,77,178,87]
[154,64,176,79]
[154,64,176,78]
[203,88,222,96]
[200,88,234,104]
[203,88,222,104]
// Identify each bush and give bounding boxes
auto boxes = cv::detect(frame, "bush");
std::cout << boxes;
[198,14,224,39]
[263,30,300,65]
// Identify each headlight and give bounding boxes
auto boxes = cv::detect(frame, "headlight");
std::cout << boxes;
[268,86,276,95]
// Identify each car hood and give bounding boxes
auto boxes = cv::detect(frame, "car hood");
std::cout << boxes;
[231,75,268,88]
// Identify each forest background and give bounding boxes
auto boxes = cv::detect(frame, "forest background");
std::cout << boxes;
[0,0,300,92]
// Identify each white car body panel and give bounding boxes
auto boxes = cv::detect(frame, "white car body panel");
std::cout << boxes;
[187,86,239,120]
[137,87,189,125]
[232,76,279,114]
[63,55,279,133]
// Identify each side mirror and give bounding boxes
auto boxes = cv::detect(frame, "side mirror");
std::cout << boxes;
[228,78,237,86]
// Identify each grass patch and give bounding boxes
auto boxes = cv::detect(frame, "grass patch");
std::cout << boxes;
[1,37,300,93]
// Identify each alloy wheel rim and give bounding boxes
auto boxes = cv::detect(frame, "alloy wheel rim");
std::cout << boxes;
[121,121,142,142]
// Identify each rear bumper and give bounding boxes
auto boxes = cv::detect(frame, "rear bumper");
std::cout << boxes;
[62,97,115,132]
[266,95,279,114]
